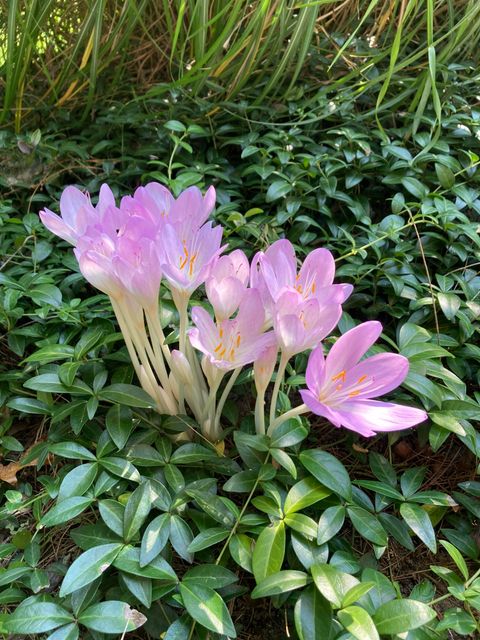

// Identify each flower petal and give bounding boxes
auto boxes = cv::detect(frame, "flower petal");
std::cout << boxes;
[39,209,76,244]
[298,248,335,289]
[305,346,326,395]
[331,399,428,436]
[347,353,409,399]
[325,321,383,378]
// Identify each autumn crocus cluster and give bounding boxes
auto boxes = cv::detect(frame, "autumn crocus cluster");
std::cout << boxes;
[40,183,427,442]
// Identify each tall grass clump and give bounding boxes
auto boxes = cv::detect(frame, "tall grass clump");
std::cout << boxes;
[1,0,480,129]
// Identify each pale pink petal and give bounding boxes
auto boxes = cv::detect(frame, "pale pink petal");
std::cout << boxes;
[206,276,246,320]
[300,390,343,428]
[305,346,326,394]
[346,353,409,399]
[275,314,303,353]
[59,186,89,227]
[254,343,278,392]
[325,321,383,379]
[39,209,77,244]
[229,249,250,284]
[236,289,265,336]
[298,248,335,290]
[97,184,116,217]
[332,399,428,435]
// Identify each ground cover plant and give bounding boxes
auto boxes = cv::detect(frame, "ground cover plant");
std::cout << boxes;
[0,71,480,638]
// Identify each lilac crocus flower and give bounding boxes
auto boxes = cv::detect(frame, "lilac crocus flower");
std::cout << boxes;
[300,321,428,437]
[205,249,249,320]
[189,289,276,370]
[274,290,343,357]
[251,239,352,322]
[126,183,215,235]
[161,221,224,300]
[40,184,116,245]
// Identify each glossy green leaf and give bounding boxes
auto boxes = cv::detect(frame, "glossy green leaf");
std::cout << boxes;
[347,506,387,546]
[252,521,286,582]
[78,601,146,633]
[294,585,332,640]
[373,599,436,633]
[311,564,359,609]
[300,450,351,500]
[113,545,177,581]
[317,505,345,545]
[4,602,74,634]
[229,534,253,573]
[105,405,133,450]
[187,527,230,553]
[183,564,238,589]
[123,481,154,542]
[284,477,331,514]
[99,383,154,408]
[179,582,236,637]
[98,500,125,537]
[58,463,98,501]
[60,543,124,596]
[140,513,170,566]
[40,497,94,527]
[338,605,379,640]
[400,503,437,552]
[252,570,308,598]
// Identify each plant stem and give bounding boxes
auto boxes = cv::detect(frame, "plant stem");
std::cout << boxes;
[254,389,266,435]
[267,403,309,437]
[214,367,241,433]
[269,352,288,426]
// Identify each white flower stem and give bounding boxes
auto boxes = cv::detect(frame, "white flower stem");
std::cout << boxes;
[214,367,241,434]
[269,352,289,426]
[255,390,266,435]
[267,404,309,437]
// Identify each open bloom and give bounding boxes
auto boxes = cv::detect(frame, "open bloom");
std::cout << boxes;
[40,184,116,245]
[300,321,428,437]
[274,289,345,356]
[189,289,276,370]
[205,249,249,320]
[251,239,352,323]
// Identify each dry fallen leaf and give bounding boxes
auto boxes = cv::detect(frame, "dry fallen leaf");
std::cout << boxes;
[0,445,39,485]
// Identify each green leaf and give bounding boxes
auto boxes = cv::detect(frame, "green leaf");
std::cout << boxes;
[300,450,351,500]
[46,622,79,640]
[435,163,455,189]
[369,452,397,487]
[30,284,62,307]
[140,513,170,566]
[179,582,236,637]
[294,585,332,640]
[373,599,436,634]
[24,373,91,395]
[120,573,152,608]
[186,489,236,527]
[50,442,96,461]
[78,601,146,633]
[342,582,375,607]
[338,606,379,640]
[41,497,94,527]
[284,513,318,539]
[317,505,345,545]
[270,448,297,477]
[170,515,194,562]
[311,564,359,609]
[439,540,469,580]
[438,292,461,321]
[7,397,51,415]
[165,120,186,132]
[24,344,75,364]
[270,418,308,448]
[284,477,331,515]
[252,570,308,598]
[99,500,125,537]
[0,565,31,586]
[113,545,177,581]
[400,467,426,498]
[400,503,437,552]
[99,384,154,408]
[60,543,124,596]
[347,507,387,546]
[252,521,286,582]
[105,405,133,450]
[123,481,154,542]
[229,534,253,573]
[58,463,98,501]
[188,527,230,553]
[183,565,238,589]
[266,179,291,202]
[4,602,74,634]
[99,456,141,483]
[436,607,477,635]
[401,176,428,199]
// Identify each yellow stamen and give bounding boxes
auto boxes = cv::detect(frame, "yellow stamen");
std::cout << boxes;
[229,348,235,361]
[311,281,316,294]
[219,347,226,358]
[219,327,224,338]
[214,342,223,353]
[236,334,241,347]
[336,384,343,391]
[348,390,360,397]
[188,253,197,276]
[179,256,188,269]
[331,370,346,383]
[357,375,367,383]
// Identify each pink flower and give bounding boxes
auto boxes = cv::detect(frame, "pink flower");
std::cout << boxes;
[300,321,428,437]
[161,222,224,297]
[251,239,352,322]
[125,183,215,236]
[205,249,249,320]
[40,184,116,245]
[274,290,343,356]
[189,290,276,370]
